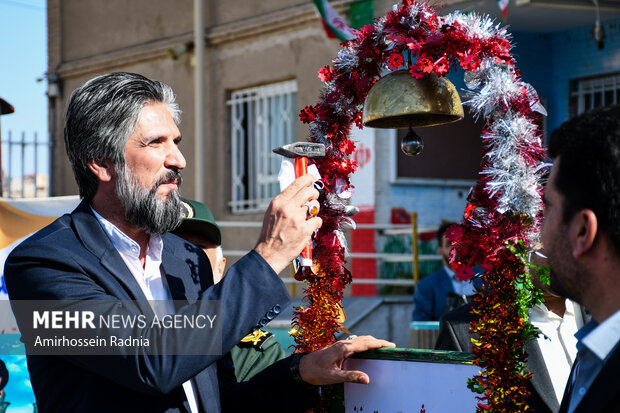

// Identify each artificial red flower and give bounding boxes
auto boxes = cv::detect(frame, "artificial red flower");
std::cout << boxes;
[360,24,375,36]
[318,66,334,82]
[412,55,434,76]
[457,49,481,71]
[342,139,356,155]
[388,53,405,70]
[299,106,316,123]
[407,41,424,55]
[434,55,450,75]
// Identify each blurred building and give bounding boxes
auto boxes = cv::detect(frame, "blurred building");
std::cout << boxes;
[46,0,620,287]
[5,173,49,199]
[47,0,367,258]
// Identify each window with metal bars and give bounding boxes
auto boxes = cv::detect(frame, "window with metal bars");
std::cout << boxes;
[227,80,297,213]
[570,73,620,117]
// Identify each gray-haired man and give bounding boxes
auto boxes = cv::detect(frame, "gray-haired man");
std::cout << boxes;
[5,72,393,413]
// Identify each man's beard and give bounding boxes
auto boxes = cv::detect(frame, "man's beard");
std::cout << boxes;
[115,165,183,235]
[546,229,586,304]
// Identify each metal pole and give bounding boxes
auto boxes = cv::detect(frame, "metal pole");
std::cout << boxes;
[0,117,3,197]
[193,0,205,202]
[21,131,25,198]
[48,96,57,197]
[34,132,38,197]
[8,131,12,197]
[290,264,296,297]
[412,212,419,283]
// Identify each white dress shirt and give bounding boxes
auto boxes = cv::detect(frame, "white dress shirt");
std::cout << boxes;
[93,208,199,413]
[445,266,476,296]
[529,299,584,404]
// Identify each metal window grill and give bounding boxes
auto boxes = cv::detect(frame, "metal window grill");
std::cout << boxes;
[1,131,52,198]
[570,73,620,117]
[227,80,297,213]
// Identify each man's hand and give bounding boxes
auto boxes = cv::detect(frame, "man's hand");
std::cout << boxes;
[299,335,396,385]
[254,174,322,274]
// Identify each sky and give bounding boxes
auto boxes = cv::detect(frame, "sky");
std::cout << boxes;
[0,0,48,186]
[0,1,45,409]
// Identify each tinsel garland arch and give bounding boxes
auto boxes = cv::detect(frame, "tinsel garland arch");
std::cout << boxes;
[293,1,547,411]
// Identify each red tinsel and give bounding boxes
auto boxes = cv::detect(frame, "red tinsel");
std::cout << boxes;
[296,2,546,411]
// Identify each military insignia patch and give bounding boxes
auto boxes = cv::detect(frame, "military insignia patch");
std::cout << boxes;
[180,201,195,219]
[239,330,272,350]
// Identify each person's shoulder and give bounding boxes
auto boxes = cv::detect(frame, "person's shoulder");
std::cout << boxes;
[161,232,211,271]
[9,213,75,255]
[162,231,185,247]
[162,232,203,256]
[441,303,474,324]
[417,268,447,288]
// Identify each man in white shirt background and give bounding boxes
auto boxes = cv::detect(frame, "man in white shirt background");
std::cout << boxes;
[435,247,586,413]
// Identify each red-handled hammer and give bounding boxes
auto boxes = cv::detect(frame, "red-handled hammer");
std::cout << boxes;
[273,142,326,267]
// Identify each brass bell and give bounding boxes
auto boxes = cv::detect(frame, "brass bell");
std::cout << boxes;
[362,70,464,155]
[363,70,464,128]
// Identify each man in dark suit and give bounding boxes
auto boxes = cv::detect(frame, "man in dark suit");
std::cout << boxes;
[4,72,392,412]
[542,106,620,413]
[413,222,480,321]
[436,274,586,413]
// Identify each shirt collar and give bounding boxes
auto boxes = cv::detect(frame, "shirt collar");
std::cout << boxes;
[444,265,455,278]
[578,308,620,360]
[530,298,575,322]
[90,206,163,260]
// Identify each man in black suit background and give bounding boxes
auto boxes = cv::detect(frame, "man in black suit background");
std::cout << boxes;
[542,105,620,413]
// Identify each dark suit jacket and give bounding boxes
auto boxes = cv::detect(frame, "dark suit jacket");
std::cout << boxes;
[413,268,482,321]
[435,304,559,413]
[558,341,620,413]
[413,268,454,321]
[4,201,317,412]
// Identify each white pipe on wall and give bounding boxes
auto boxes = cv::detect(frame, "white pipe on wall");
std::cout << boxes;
[193,0,205,201]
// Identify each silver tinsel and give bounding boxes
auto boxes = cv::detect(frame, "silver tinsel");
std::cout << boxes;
[445,12,546,221]
[448,12,508,41]
[334,47,359,72]
[464,60,523,118]
[316,6,546,226]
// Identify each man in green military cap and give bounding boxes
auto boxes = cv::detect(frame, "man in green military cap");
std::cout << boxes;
[173,198,286,381]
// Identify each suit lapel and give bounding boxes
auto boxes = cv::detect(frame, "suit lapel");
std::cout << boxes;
[161,235,220,413]
[574,344,620,413]
[439,268,454,293]
[526,340,559,412]
[98,246,149,301]
[71,201,149,301]
[70,202,217,412]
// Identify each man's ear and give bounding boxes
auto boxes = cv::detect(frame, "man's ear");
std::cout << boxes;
[570,209,598,258]
[87,160,115,182]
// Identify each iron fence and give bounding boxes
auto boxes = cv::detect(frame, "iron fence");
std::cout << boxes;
[1,131,52,198]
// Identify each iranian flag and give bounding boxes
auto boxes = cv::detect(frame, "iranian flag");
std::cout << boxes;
[498,0,509,19]
[312,0,358,41]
